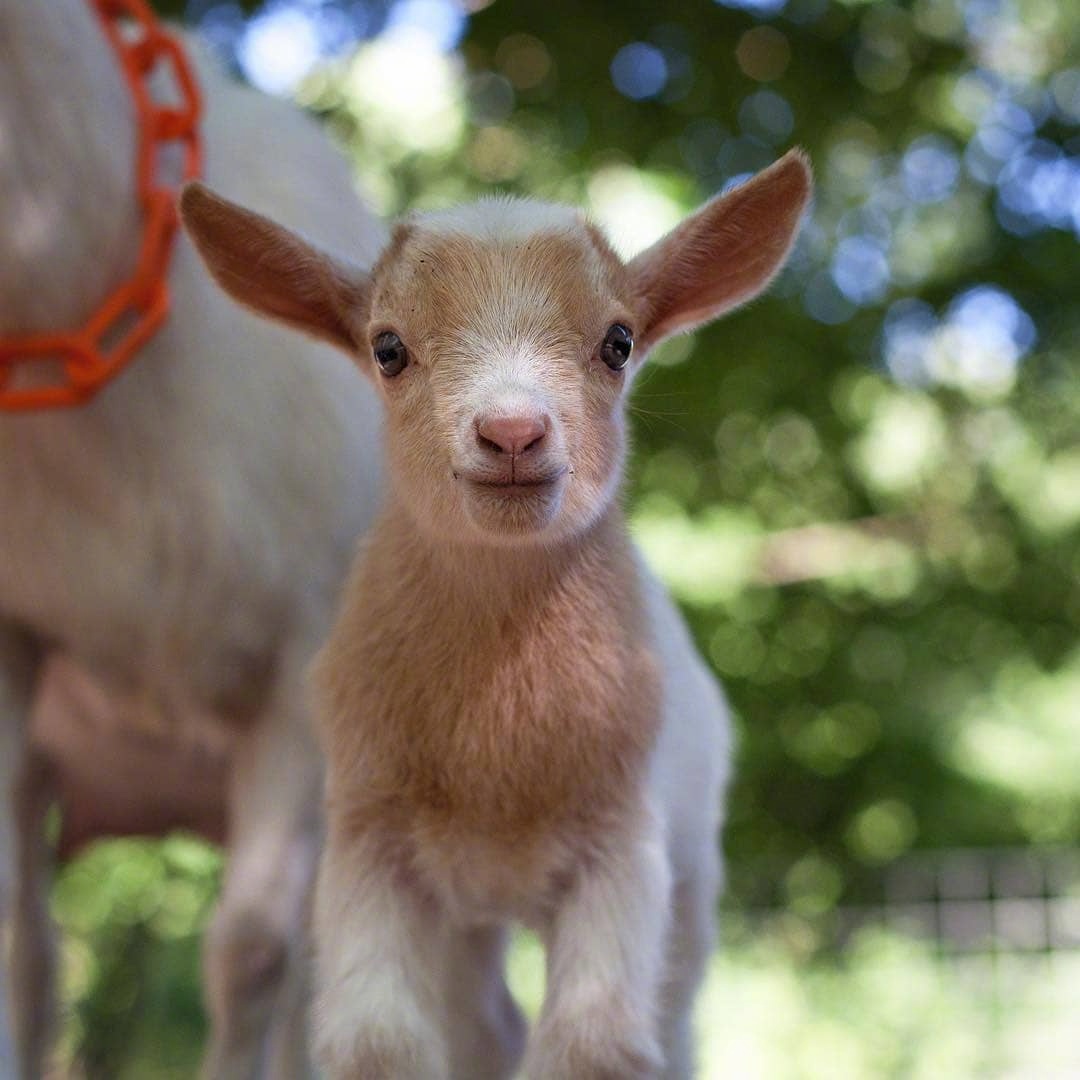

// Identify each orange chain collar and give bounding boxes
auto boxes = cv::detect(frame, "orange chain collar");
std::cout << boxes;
[0,0,203,411]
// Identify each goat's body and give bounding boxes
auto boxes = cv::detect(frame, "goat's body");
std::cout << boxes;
[318,507,727,926]
[1,3,385,1074]
[179,94,810,1079]
[0,45,385,699]
[312,503,729,1079]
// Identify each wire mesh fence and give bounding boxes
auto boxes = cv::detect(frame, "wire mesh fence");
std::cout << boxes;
[708,847,1080,1079]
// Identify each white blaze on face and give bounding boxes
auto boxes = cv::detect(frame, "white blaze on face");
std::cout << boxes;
[415,197,586,243]
[412,198,594,421]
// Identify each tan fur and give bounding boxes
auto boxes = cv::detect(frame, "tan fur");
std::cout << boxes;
[183,151,812,1079]
[630,151,812,348]
[318,509,658,910]
[360,227,635,545]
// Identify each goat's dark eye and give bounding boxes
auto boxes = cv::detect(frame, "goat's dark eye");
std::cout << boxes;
[373,331,408,377]
[600,324,633,371]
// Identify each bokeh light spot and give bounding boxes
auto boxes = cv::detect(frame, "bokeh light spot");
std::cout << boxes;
[831,235,891,306]
[902,135,961,203]
[736,25,791,82]
[739,90,795,145]
[715,0,788,15]
[848,799,918,864]
[495,33,553,90]
[237,6,322,96]
[384,0,467,52]
[610,42,668,100]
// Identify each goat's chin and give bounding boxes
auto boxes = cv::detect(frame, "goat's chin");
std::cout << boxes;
[459,479,567,543]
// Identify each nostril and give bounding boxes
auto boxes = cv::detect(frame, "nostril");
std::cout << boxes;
[522,429,545,454]
[477,431,505,456]
[475,413,549,456]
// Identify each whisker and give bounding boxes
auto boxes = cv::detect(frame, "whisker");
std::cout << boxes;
[628,404,692,435]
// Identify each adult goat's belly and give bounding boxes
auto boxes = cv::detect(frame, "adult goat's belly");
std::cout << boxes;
[31,654,231,854]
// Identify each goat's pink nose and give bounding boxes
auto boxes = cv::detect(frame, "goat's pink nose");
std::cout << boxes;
[475,413,549,456]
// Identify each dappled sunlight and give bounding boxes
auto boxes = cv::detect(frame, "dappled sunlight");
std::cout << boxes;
[53,839,221,1074]
[951,648,1080,809]
[850,393,949,493]
[342,35,465,154]
[497,928,999,1080]
[632,500,762,605]
[698,928,1080,1079]
[236,5,323,95]
[586,165,690,255]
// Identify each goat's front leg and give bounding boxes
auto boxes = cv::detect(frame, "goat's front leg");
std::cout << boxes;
[312,824,450,1080]
[200,663,322,1080]
[525,809,672,1080]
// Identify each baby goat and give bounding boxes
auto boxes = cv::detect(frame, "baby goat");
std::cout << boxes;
[181,149,812,1079]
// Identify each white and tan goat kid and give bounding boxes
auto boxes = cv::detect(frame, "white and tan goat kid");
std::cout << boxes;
[182,149,812,1079]
[0,1,386,1076]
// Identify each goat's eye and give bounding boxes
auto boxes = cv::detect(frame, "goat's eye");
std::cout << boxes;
[373,331,409,377]
[600,324,633,371]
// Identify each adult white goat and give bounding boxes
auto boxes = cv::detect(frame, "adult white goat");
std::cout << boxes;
[0,2,385,1076]
[182,151,812,1077]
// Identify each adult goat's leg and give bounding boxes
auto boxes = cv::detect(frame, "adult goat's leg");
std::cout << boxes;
[200,661,322,1080]
[0,625,47,1080]
[263,898,319,1080]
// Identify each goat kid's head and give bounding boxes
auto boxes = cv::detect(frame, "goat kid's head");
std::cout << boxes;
[180,151,811,546]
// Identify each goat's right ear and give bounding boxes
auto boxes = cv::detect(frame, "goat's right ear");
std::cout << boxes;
[629,149,812,353]
[179,183,370,354]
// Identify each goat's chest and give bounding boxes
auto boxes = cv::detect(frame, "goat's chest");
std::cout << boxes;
[319,567,660,882]
[399,631,648,815]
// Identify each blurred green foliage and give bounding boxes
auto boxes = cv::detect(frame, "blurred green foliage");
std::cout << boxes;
[283,0,1080,909]
[55,839,219,1076]
[55,0,1080,1073]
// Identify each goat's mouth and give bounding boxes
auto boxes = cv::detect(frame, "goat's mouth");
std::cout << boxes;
[455,464,570,536]
[462,464,569,497]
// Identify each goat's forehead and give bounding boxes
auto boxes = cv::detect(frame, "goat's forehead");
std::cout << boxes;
[370,209,632,345]
[414,197,585,241]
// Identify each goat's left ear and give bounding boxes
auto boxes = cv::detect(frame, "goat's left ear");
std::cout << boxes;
[179,182,371,355]
[629,149,812,353]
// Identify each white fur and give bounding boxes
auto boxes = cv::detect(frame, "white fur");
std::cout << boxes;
[416,196,582,242]
[313,833,451,1079]
[0,3,385,1075]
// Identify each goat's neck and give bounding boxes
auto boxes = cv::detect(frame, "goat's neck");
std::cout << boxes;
[324,494,657,833]
[0,0,140,334]
[383,496,635,622]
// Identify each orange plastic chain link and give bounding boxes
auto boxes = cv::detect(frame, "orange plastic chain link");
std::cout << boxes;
[0,0,203,411]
